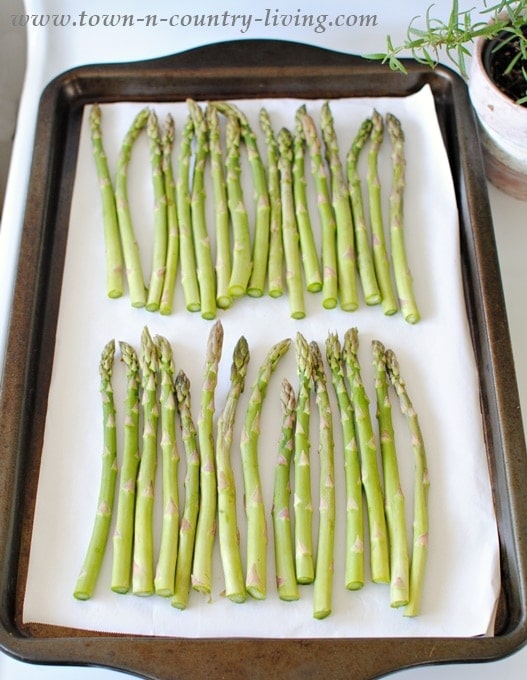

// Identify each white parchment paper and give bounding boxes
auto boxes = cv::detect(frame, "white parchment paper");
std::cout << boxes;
[23,86,500,638]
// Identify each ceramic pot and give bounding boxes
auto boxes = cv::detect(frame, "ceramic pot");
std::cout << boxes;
[469,31,527,201]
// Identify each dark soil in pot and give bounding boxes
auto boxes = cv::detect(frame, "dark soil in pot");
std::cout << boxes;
[483,26,527,105]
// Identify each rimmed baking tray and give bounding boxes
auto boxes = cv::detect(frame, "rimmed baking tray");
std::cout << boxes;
[0,38,526,679]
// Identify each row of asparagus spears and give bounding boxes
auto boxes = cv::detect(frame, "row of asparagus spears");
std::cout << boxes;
[74,321,429,619]
[91,99,420,322]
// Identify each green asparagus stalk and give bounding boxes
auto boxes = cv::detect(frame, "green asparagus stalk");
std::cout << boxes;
[386,113,420,324]
[160,113,180,316]
[277,127,305,320]
[347,117,381,305]
[372,340,409,607]
[293,107,322,294]
[259,108,283,298]
[241,337,292,599]
[172,370,201,610]
[111,341,140,594]
[385,349,429,617]
[216,102,270,298]
[154,335,180,597]
[132,327,159,596]
[325,332,364,590]
[192,320,224,596]
[367,110,398,316]
[207,104,232,309]
[310,341,336,620]
[89,104,123,299]
[298,105,338,310]
[216,336,250,603]
[74,340,117,600]
[221,108,252,298]
[177,114,201,312]
[115,107,149,308]
[188,99,216,320]
[272,378,299,601]
[343,328,389,584]
[320,101,359,312]
[146,109,168,312]
[293,332,314,584]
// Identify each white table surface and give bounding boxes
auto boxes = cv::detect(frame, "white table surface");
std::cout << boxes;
[1,1,526,677]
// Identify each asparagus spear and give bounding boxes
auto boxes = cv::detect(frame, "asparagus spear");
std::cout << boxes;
[385,349,429,617]
[177,114,201,312]
[259,108,283,298]
[132,327,159,596]
[221,108,252,298]
[347,117,381,305]
[192,320,224,596]
[298,105,338,310]
[111,341,140,594]
[115,107,149,308]
[367,110,398,316]
[216,102,270,298]
[171,370,200,610]
[188,99,216,320]
[310,341,336,620]
[74,340,117,600]
[372,340,409,607]
[320,101,359,312]
[216,336,250,603]
[386,113,420,324]
[293,107,322,293]
[241,337,292,599]
[160,113,180,316]
[326,332,364,590]
[277,127,305,320]
[293,332,314,584]
[272,379,299,601]
[146,109,168,312]
[343,328,389,584]
[89,104,123,299]
[154,335,180,597]
[207,104,232,310]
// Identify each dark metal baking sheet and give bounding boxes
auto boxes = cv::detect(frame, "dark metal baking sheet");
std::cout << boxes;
[0,38,526,679]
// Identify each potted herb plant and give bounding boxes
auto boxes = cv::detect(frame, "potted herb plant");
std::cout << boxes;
[370,0,527,200]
